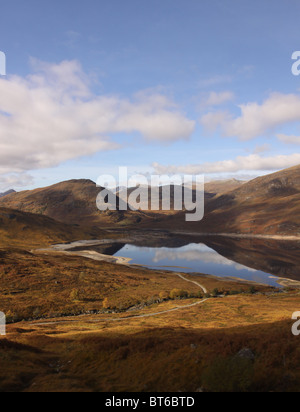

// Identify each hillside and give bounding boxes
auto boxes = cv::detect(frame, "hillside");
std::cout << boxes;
[118,185,206,214]
[116,180,240,213]
[0,179,153,228]
[2,249,298,392]
[159,164,300,236]
[0,207,103,248]
[204,179,245,197]
[0,190,15,198]
[202,164,300,236]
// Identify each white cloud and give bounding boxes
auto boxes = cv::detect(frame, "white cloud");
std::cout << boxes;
[277,134,300,145]
[253,144,271,154]
[201,92,300,140]
[0,173,33,192]
[153,244,256,272]
[200,111,231,133]
[153,153,300,175]
[111,93,195,142]
[201,91,234,108]
[0,60,195,175]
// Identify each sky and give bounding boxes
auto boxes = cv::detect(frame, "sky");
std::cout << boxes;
[1,0,300,191]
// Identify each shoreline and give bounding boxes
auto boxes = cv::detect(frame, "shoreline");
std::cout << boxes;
[172,231,300,241]
[36,243,132,266]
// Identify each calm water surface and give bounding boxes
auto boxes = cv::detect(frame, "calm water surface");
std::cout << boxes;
[114,243,281,287]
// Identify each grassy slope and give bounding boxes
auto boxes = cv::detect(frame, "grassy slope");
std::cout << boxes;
[0,247,299,392]
[0,249,270,322]
[1,290,299,392]
[0,180,102,225]
[204,179,245,196]
[156,164,300,236]
[0,207,105,248]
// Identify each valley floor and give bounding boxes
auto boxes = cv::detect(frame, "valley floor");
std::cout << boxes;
[0,247,300,392]
[1,291,300,392]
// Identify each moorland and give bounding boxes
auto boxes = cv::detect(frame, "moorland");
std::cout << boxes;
[0,165,300,392]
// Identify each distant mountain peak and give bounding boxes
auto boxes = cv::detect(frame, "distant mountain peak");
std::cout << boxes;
[0,189,16,198]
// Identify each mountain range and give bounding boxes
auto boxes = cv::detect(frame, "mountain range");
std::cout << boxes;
[0,165,300,237]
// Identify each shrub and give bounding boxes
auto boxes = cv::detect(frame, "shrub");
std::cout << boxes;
[32,307,42,319]
[169,289,188,300]
[179,290,189,299]
[69,289,80,301]
[159,291,169,301]
[5,310,15,324]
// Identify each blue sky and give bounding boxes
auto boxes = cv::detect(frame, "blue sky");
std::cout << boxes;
[1,0,300,190]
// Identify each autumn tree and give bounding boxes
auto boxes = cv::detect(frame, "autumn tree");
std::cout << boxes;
[103,298,110,310]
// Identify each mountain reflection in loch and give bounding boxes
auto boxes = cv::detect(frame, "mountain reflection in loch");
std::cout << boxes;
[111,234,300,288]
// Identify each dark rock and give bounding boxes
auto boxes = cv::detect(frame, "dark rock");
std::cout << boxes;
[236,348,255,361]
